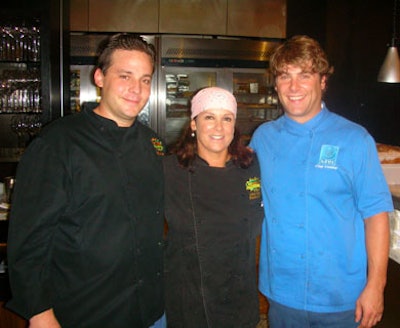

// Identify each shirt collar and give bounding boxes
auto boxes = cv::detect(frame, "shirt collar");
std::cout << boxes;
[194,154,234,168]
[281,102,330,135]
[85,106,138,132]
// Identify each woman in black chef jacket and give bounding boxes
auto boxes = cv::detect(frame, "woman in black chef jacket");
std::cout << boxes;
[163,86,264,328]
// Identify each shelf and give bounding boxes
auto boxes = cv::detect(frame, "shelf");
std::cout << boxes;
[238,103,277,109]
[0,148,24,163]
[0,60,39,65]
[234,92,267,96]
[0,111,42,115]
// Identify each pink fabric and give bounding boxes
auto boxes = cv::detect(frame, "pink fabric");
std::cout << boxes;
[191,87,237,119]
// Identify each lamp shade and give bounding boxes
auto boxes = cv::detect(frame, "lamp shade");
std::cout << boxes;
[377,46,400,83]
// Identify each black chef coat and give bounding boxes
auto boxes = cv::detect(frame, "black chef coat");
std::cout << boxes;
[7,108,165,328]
[163,155,264,328]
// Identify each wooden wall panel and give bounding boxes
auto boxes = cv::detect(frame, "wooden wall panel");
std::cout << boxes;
[88,0,159,32]
[227,0,286,38]
[70,0,89,31]
[159,0,227,35]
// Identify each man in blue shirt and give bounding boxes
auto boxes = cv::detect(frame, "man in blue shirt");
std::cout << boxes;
[251,35,393,327]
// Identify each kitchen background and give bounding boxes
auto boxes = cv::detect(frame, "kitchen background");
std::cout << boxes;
[1,0,400,327]
[67,0,400,148]
[1,0,399,159]
[70,34,282,147]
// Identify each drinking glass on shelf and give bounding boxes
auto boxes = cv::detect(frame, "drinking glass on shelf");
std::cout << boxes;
[0,69,41,113]
[10,115,28,154]
[0,80,10,113]
[26,115,42,139]
[0,23,40,62]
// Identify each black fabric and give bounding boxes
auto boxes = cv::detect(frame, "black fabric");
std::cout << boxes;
[7,108,165,328]
[163,155,264,328]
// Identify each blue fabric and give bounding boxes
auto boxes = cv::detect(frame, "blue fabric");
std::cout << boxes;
[268,300,358,328]
[250,105,394,312]
[149,313,166,328]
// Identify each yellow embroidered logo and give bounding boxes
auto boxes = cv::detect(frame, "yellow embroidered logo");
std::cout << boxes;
[246,177,261,200]
[151,138,165,156]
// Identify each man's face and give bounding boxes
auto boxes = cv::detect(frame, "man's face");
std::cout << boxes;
[94,49,153,127]
[275,62,326,124]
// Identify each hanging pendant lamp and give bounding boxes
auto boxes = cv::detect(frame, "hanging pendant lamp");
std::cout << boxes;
[377,0,400,83]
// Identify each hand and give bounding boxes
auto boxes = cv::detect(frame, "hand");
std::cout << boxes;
[355,284,384,327]
[29,309,61,328]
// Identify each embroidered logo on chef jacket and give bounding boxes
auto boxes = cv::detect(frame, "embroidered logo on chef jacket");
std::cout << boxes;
[246,177,261,200]
[315,144,339,170]
[151,137,165,156]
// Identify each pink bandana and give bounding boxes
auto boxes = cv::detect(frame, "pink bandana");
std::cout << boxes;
[191,87,237,119]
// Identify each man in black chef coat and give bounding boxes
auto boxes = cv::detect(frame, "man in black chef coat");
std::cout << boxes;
[7,33,166,328]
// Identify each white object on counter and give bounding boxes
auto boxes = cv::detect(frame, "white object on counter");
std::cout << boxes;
[389,210,400,264]
[0,188,9,220]
[383,163,400,264]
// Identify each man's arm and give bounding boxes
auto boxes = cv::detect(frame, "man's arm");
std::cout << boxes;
[7,137,68,319]
[355,212,390,328]
[29,309,61,328]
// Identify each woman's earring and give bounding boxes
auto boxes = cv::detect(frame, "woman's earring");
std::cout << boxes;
[191,131,196,137]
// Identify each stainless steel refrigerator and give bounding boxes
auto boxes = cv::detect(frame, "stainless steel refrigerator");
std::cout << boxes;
[69,34,282,147]
[157,36,282,147]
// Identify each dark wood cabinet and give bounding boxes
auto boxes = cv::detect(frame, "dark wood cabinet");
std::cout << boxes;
[0,243,27,328]
[0,301,27,328]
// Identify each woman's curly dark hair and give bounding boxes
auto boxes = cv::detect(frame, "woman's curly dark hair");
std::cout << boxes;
[170,121,254,169]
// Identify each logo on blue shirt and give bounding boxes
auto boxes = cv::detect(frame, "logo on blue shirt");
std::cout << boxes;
[315,144,339,169]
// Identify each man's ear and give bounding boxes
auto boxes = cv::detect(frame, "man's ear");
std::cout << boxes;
[93,68,104,88]
[321,75,327,91]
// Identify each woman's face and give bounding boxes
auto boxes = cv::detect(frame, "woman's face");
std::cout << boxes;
[191,108,235,165]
